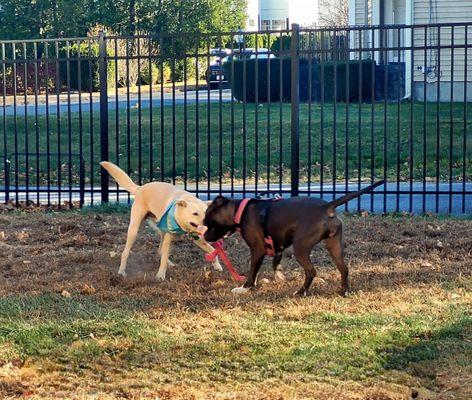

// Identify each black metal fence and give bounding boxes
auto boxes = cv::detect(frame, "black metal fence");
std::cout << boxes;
[1,23,471,213]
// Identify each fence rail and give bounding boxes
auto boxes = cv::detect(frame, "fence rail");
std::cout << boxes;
[1,23,471,214]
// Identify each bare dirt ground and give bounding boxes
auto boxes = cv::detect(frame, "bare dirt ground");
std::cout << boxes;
[0,207,471,400]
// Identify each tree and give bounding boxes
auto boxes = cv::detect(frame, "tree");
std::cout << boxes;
[318,0,349,27]
[0,0,247,40]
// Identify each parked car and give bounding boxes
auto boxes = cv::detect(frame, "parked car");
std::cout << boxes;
[206,48,274,88]
[232,48,274,60]
[206,49,231,88]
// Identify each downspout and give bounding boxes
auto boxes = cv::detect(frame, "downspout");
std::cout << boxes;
[372,0,381,64]
[379,0,385,64]
[403,0,413,99]
[348,0,357,60]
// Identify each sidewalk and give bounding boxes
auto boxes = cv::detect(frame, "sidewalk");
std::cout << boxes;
[1,182,471,215]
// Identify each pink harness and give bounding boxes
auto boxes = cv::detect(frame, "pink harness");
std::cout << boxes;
[205,197,280,281]
[234,198,251,229]
[234,198,278,257]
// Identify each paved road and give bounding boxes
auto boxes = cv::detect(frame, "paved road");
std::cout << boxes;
[2,89,233,116]
[1,182,471,215]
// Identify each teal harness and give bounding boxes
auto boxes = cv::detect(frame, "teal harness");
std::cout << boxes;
[156,201,187,235]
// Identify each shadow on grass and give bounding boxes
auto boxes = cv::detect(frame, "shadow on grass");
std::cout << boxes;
[1,291,470,396]
[381,315,471,377]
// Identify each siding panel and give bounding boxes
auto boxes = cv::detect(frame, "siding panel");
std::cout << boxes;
[413,0,472,81]
[351,0,369,59]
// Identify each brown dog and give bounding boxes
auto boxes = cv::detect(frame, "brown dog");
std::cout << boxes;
[203,181,385,295]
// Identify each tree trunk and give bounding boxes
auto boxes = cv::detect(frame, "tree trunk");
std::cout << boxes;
[129,0,136,34]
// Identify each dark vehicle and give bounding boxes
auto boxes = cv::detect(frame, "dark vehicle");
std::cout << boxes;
[206,48,274,88]
[206,49,232,88]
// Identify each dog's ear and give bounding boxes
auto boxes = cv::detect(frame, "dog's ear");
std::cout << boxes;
[176,199,187,208]
[212,195,228,206]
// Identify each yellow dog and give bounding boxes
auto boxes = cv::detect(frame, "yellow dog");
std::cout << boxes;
[100,161,222,280]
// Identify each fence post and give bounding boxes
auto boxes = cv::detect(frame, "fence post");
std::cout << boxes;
[4,159,10,204]
[98,31,109,203]
[290,23,300,197]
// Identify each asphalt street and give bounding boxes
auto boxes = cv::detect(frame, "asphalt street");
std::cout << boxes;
[2,89,234,116]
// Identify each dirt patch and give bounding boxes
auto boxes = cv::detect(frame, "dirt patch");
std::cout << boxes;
[0,208,471,399]
[1,210,470,302]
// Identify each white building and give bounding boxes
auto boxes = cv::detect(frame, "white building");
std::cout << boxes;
[246,0,319,31]
[348,0,472,101]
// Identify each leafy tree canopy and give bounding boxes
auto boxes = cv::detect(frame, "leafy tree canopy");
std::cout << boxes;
[0,0,247,40]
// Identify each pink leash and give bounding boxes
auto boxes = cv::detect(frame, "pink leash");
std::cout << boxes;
[205,239,246,282]
[205,197,279,282]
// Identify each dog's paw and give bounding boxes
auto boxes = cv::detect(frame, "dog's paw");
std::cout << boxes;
[274,269,286,281]
[339,289,351,297]
[117,271,127,278]
[212,259,223,272]
[231,286,251,294]
[156,272,166,281]
[293,288,308,296]
[167,259,176,267]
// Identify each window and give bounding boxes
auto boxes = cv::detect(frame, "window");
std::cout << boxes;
[261,19,271,30]
[272,19,286,30]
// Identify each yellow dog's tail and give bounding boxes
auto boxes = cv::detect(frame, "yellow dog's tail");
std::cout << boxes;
[100,161,139,195]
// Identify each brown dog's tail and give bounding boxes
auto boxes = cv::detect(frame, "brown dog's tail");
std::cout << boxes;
[324,180,385,212]
[100,161,139,195]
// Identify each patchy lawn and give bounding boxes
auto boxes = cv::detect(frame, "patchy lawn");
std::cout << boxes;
[0,206,471,399]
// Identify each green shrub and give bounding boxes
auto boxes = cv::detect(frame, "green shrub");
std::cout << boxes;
[224,58,293,102]
[138,62,172,85]
[242,34,266,50]
[59,42,114,91]
[140,62,159,85]
[170,59,197,82]
[270,35,291,53]
[225,58,376,103]
[161,63,172,83]
[319,60,376,102]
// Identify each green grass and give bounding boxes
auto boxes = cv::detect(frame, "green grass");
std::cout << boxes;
[1,102,471,186]
[1,293,470,385]
[79,202,132,214]
[1,212,470,397]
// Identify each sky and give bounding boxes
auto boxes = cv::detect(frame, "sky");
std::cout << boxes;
[246,0,320,29]
[289,0,319,26]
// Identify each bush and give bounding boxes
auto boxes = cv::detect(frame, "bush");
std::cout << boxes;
[224,58,293,102]
[170,59,197,82]
[143,62,172,84]
[140,62,160,85]
[226,58,376,103]
[0,63,58,95]
[59,42,114,91]
[318,60,376,102]
[59,42,99,91]
[270,35,291,53]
